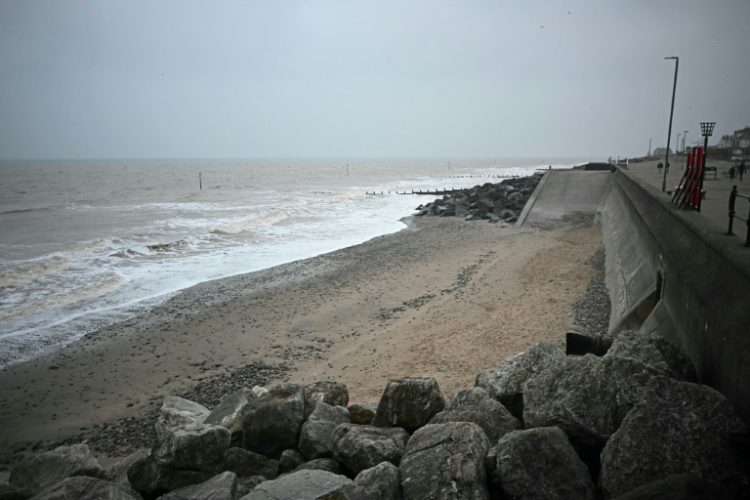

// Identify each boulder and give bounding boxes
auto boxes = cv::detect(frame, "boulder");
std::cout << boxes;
[240,470,352,500]
[523,354,656,449]
[303,381,350,419]
[292,459,345,476]
[400,422,490,500]
[455,206,470,219]
[243,383,306,458]
[350,462,401,500]
[475,342,565,419]
[508,191,523,202]
[10,443,104,495]
[372,377,445,432]
[29,476,141,500]
[154,423,230,472]
[156,396,210,442]
[498,209,518,222]
[332,424,409,475]
[299,403,351,459]
[127,455,210,497]
[599,377,748,498]
[429,387,520,442]
[157,471,236,500]
[278,450,305,474]
[251,386,269,398]
[205,388,255,446]
[223,448,279,479]
[610,473,726,500]
[109,449,150,487]
[604,329,696,381]
[236,476,267,499]
[347,402,377,425]
[0,483,30,500]
[491,427,596,500]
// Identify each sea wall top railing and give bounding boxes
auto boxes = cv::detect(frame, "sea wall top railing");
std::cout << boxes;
[727,185,750,246]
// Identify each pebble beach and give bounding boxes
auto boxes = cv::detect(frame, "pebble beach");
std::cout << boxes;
[0,212,605,467]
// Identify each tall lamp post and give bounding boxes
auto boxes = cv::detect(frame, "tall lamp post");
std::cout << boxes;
[662,56,679,193]
[698,121,716,212]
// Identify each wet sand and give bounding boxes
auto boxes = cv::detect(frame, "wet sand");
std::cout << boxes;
[0,215,602,465]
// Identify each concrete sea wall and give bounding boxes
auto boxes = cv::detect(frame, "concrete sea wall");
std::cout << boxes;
[602,168,750,422]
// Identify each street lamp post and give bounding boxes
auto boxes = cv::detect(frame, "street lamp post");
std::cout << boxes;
[676,133,682,155]
[682,130,688,154]
[698,121,716,212]
[662,56,679,193]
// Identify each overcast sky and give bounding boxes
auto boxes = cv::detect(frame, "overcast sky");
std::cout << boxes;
[1,1,748,160]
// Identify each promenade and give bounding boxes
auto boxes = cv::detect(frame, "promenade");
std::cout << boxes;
[627,158,749,246]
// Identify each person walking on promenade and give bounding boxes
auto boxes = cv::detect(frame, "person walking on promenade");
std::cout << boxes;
[729,166,736,180]
[739,160,746,181]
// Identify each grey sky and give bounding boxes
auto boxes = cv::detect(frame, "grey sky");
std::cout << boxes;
[1,0,748,160]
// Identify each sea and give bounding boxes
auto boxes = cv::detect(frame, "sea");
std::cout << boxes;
[0,158,588,368]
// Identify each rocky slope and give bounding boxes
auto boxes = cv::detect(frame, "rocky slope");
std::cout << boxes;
[2,328,747,500]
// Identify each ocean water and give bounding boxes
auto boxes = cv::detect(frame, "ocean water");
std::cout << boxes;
[0,158,585,367]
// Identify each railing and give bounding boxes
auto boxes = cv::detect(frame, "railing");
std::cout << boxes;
[727,185,750,246]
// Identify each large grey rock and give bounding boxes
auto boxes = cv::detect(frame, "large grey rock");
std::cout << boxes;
[347,402,377,425]
[236,476,267,499]
[0,482,30,500]
[303,381,349,418]
[610,473,726,500]
[492,427,595,500]
[110,449,150,487]
[205,388,255,446]
[430,387,520,442]
[240,470,352,500]
[292,459,345,476]
[243,383,306,458]
[299,403,351,459]
[523,354,656,448]
[332,424,409,475]
[604,329,696,381]
[400,422,490,500]
[223,448,279,479]
[599,377,748,498]
[475,342,565,419]
[10,443,104,495]
[157,471,236,500]
[154,423,230,471]
[278,450,305,474]
[372,377,445,432]
[351,462,401,500]
[29,476,141,500]
[127,455,210,497]
[156,396,210,442]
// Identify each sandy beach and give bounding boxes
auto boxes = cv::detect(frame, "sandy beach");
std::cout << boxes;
[0,213,603,466]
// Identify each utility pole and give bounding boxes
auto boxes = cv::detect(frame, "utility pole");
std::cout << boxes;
[648,138,652,157]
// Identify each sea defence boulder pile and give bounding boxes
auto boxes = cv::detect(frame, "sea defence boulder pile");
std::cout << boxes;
[2,329,748,499]
[415,174,543,223]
